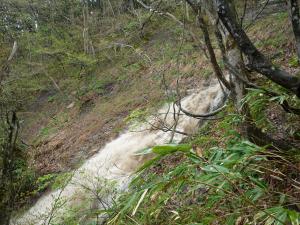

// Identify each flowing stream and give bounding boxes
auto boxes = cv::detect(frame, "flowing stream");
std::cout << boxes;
[12,79,226,225]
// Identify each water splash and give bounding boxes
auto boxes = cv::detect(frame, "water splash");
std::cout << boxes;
[12,79,226,225]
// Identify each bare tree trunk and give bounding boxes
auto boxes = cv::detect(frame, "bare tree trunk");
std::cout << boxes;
[227,46,246,109]
[217,1,251,137]
[185,2,190,20]
[83,6,95,56]
[222,1,247,110]
[187,0,246,108]
[123,0,134,10]
[287,0,300,62]
[83,6,89,54]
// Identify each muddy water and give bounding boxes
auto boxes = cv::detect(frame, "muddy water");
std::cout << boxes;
[12,79,226,225]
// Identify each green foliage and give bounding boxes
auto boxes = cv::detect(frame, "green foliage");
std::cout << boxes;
[123,20,141,33]
[107,138,300,225]
[254,206,300,225]
[51,172,73,190]
[125,108,148,125]
[243,88,271,131]
[250,12,288,50]
[30,172,72,195]
[0,115,37,222]
[289,55,299,67]
[151,144,191,155]
[35,173,57,193]
[87,77,114,96]
[256,35,286,49]
[1,1,299,224]
[243,83,300,134]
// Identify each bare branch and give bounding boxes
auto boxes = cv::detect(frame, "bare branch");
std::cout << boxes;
[245,0,270,30]
[136,0,208,58]
[217,0,300,97]
[185,0,232,90]
[176,98,228,119]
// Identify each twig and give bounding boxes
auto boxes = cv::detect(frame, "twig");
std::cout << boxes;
[245,0,270,30]
[136,0,208,58]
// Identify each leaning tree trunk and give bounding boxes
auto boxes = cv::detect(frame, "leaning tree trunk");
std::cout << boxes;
[216,0,300,97]
[287,0,300,62]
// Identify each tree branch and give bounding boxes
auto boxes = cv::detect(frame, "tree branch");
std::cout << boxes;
[217,0,300,97]
[224,60,300,115]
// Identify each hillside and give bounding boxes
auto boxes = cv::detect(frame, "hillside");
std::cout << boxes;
[1,0,300,225]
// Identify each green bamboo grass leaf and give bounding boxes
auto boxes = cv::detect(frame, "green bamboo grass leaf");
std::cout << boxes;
[132,189,149,216]
[109,138,299,224]
[288,210,300,225]
[225,214,238,225]
[195,173,221,185]
[219,153,239,167]
[265,217,276,225]
[187,153,203,163]
[249,176,267,189]
[202,165,230,173]
[152,144,192,155]
[245,187,265,202]
[275,210,287,225]
[209,148,224,161]
[136,155,163,172]
[118,191,140,216]
[134,147,153,156]
[255,207,288,225]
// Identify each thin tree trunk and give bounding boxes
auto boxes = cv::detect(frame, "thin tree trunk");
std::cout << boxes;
[287,0,300,62]
[185,2,190,20]
[186,0,231,90]
[83,6,95,56]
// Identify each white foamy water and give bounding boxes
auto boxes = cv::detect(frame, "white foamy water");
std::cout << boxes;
[12,79,226,225]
